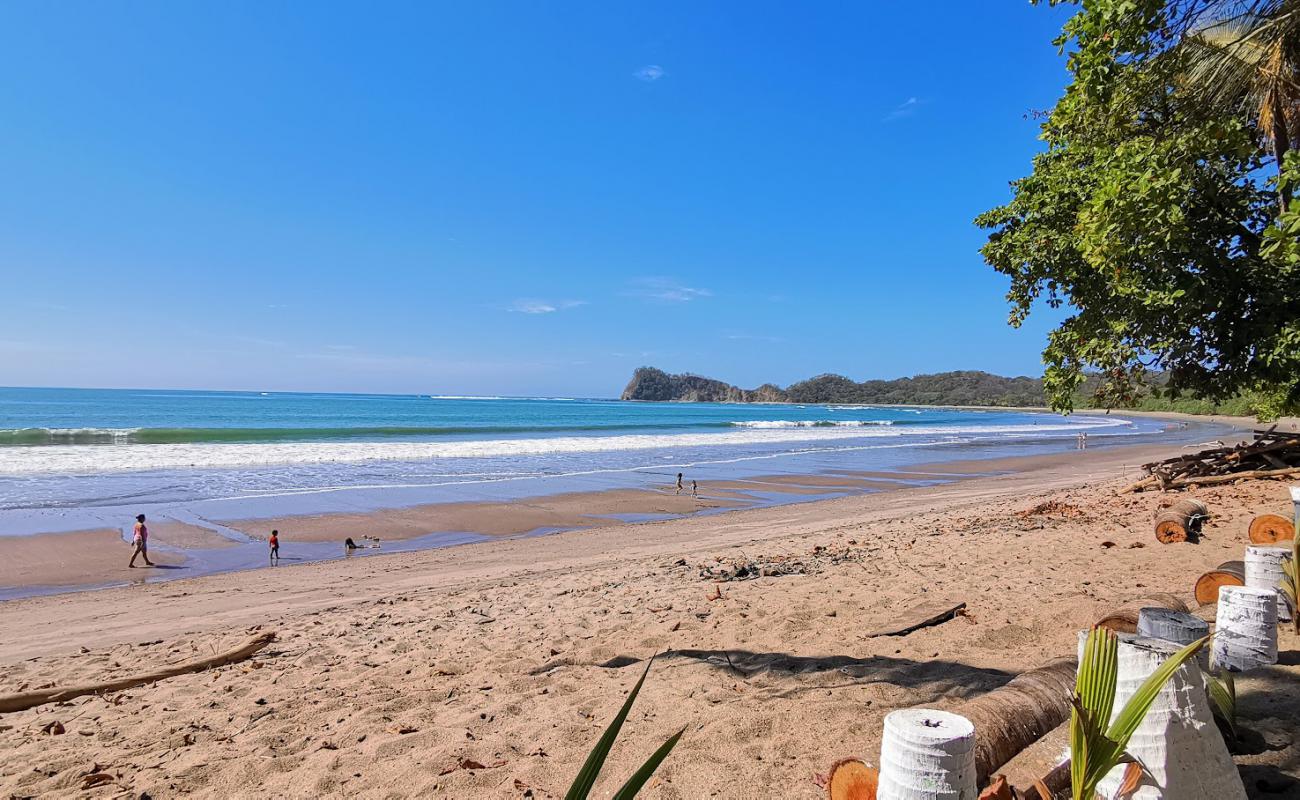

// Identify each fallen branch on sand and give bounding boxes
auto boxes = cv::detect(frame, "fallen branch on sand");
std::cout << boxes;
[0,632,276,714]
[862,600,966,638]
[1121,429,1300,493]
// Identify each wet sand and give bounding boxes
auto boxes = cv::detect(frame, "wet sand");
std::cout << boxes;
[224,488,747,543]
[0,529,186,589]
[0,443,1195,596]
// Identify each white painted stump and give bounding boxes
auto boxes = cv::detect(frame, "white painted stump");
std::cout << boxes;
[1137,607,1209,645]
[1212,585,1279,672]
[1137,607,1210,667]
[877,708,977,800]
[1244,545,1294,621]
[1094,636,1247,800]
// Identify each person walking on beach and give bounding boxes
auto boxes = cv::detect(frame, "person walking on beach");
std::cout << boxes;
[676,473,684,495]
[269,529,280,566]
[128,514,154,568]
[691,479,698,497]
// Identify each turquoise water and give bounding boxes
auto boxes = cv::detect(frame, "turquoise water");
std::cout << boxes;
[0,387,1189,538]
[1,387,1076,445]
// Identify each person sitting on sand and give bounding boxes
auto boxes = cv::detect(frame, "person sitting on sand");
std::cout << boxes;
[128,514,154,568]
[269,529,280,566]
[676,472,684,495]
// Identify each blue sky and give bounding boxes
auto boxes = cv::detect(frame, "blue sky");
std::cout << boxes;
[0,2,1077,398]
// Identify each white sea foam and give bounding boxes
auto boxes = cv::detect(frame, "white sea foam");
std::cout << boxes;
[0,417,1130,475]
[729,420,895,428]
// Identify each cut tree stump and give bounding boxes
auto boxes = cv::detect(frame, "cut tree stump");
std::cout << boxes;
[826,758,877,800]
[1194,561,1245,606]
[1154,510,1195,543]
[863,600,966,638]
[1169,498,1209,521]
[1248,513,1295,544]
[1096,594,1189,634]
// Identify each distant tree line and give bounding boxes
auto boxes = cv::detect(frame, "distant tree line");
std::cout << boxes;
[620,367,1046,407]
[620,366,1281,417]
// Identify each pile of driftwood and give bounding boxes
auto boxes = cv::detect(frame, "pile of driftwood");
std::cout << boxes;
[1122,428,1300,493]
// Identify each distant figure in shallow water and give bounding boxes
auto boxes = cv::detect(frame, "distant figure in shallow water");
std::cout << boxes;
[345,537,360,553]
[692,479,698,497]
[676,473,684,495]
[269,529,280,566]
[129,514,154,568]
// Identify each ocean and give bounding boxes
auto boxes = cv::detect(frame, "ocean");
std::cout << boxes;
[0,387,1205,542]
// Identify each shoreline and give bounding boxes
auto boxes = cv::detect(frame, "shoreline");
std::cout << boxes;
[0,423,1206,601]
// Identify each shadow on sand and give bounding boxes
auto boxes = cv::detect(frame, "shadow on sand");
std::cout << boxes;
[595,648,1013,701]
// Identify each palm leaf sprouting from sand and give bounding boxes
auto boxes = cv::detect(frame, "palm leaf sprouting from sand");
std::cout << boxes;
[1069,626,1210,800]
[1281,522,1299,632]
[1206,666,1238,739]
[1180,0,1300,209]
[565,656,684,800]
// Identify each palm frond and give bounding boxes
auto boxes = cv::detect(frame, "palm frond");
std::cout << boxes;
[565,656,682,800]
[1179,0,1300,147]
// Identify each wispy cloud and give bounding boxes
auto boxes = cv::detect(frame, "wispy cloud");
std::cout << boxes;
[634,64,665,82]
[507,299,587,314]
[724,332,785,343]
[884,96,923,121]
[23,300,70,312]
[626,277,711,303]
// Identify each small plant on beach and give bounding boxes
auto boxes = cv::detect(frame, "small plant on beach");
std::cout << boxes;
[1205,666,1237,742]
[1065,626,1209,800]
[1281,524,1300,634]
[565,656,684,800]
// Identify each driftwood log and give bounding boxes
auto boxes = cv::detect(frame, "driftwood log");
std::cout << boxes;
[1194,560,1246,605]
[1121,429,1300,493]
[0,632,276,714]
[1249,513,1295,544]
[956,657,1077,785]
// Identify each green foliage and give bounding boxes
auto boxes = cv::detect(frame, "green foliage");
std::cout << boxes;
[978,0,1300,415]
[783,370,1047,406]
[1282,520,1299,634]
[623,368,1051,406]
[1206,666,1237,740]
[1077,382,1289,419]
[566,657,683,800]
[1070,626,1209,800]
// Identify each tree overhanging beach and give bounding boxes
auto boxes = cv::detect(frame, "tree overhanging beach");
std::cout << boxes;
[977,0,1300,418]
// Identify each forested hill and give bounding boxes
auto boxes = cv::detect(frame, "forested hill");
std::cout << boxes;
[619,367,1047,406]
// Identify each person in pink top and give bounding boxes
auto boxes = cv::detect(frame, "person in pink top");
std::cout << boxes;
[129,513,154,568]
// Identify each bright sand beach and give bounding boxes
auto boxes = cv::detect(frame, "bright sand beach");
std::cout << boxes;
[1,438,1297,798]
